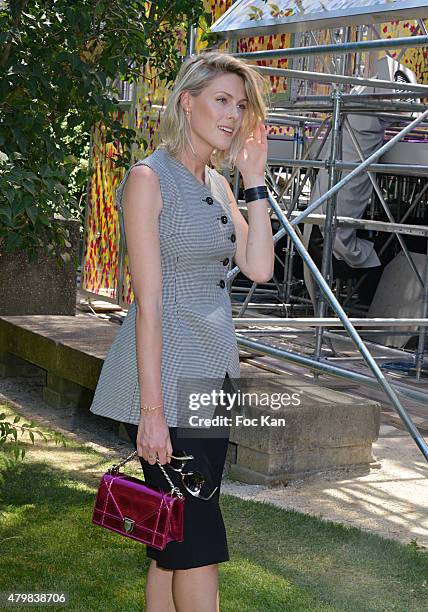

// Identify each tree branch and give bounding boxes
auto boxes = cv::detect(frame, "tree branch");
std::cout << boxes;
[0,0,29,68]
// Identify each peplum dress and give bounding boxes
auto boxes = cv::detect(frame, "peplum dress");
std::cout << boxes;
[90,146,241,569]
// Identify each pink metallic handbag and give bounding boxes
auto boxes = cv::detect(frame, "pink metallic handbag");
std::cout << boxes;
[92,450,185,550]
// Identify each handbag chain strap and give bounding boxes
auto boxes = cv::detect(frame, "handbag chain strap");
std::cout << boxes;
[107,450,184,499]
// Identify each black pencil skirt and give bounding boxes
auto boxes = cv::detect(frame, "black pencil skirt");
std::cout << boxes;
[123,373,232,570]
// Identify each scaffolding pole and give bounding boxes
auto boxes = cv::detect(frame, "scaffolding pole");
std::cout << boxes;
[292,109,428,225]
[231,35,428,60]
[255,66,428,95]
[266,194,428,461]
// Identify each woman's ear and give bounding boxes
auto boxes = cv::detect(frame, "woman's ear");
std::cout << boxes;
[180,91,190,114]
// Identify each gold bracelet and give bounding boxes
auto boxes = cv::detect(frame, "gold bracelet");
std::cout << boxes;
[140,403,163,412]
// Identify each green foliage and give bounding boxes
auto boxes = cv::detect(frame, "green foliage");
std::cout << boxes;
[0,442,427,610]
[0,0,207,262]
[0,409,67,486]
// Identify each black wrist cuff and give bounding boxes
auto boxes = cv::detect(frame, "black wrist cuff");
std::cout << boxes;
[244,185,268,204]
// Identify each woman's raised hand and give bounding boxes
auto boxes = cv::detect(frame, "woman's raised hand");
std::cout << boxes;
[235,120,268,180]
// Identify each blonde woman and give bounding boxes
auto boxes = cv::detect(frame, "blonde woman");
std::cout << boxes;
[90,51,274,611]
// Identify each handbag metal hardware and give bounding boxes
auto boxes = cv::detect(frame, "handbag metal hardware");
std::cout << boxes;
[123,517,135,533]
[107,450,184,499]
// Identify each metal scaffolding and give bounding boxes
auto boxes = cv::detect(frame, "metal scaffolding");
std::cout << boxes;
[209,3,428,461]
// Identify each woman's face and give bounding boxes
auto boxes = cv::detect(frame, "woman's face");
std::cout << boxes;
[181,72,248,156]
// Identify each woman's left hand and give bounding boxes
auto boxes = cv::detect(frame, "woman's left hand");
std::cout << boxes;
[235,121,268,180]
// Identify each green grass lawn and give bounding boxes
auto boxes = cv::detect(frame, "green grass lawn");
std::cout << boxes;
[0,406,427,612]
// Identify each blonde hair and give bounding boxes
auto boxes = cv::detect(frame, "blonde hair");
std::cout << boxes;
[158,51,269,170]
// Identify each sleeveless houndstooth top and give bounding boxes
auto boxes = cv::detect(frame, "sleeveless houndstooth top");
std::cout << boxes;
[89,147,241,427]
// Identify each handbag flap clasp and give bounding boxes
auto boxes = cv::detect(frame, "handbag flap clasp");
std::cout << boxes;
[123,517,135,533]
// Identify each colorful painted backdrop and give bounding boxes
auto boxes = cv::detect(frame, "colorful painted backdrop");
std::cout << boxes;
[81,2,427,305]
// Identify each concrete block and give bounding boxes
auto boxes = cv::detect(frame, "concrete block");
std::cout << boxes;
[0,316,104,391]
[228,375,380,484]
[0,351,46,382]
[43,372,93,410]
[118,422,132,443]
[0,219,79,316]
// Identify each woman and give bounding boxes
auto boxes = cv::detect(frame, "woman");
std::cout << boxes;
[90,51,274,611]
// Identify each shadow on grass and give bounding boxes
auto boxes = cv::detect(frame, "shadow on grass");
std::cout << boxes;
[0,458,149,612]
[0,453,426,612]
[223,495,428,612]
